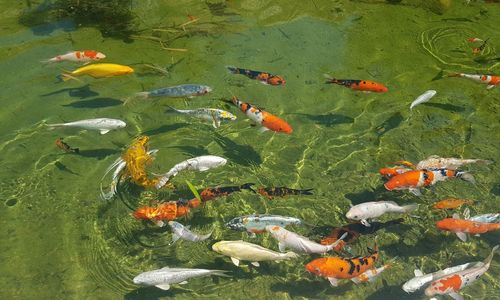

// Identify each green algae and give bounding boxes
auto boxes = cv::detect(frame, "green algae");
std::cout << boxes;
[0,1,499,299]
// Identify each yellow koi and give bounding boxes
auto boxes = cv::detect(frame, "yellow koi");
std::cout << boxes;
[61,63,134,81]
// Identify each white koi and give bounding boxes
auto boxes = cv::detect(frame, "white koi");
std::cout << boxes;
[410,90,437,110]
[346,201,418,227]
[46,118,126,135]
[167,221,212,244]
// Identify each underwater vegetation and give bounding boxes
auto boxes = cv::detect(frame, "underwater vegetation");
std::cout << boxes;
[19,0,136,39]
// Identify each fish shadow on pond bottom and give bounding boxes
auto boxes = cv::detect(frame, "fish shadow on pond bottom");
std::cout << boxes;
[142,123,186,136]
[271,279,352,298]
[62,98,123,108]
[212,132,262,166]
[78,148,120,159]
[289,113,354,127]
[41,84,99,99]
[365,283,419,300]
[167,145,210,157]
[125,286,191,300]
[421,102,465,113]
[376,112,404,137]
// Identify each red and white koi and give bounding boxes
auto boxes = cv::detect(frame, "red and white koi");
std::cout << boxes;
[448,72,500,89]
[425,245,498,300]
[43,50,106,64]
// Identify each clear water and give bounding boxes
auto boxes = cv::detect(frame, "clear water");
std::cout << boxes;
[1,1,499,299]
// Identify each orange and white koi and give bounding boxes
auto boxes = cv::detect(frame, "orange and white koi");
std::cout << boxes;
[133,200,198,227]
[305,242,379,287]
[325,74,388,93]
[432,198,473,210]
[467,37,483,43]
[43,50,105,64]
[226,96,293,134]
[425,246,498,300]
[384,169,475,196]
[436,213,500,242]
[227,66,285,86]
[448,72,500,89]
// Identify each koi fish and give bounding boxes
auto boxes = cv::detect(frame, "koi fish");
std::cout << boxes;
[425,245,498,300]
[133,267,230,291]
[133,201,192,227]
[346,201,417,227]
[226,66,285,86]
[167,221,212,244]
[472,37,490,55]
[379,167,411,178]
[226,214,302,237]
[432,198,473,209]
[47,118,126,135]
[165,105,236,128]
[319,219,403,252]
[469,213,500,224]
[42,50,105,64]
[212,240,299,267]
[448,72,500,89]
[402,262,479,293]
[55,137,79,153]
[324,74,388,93]
[155,155,227,189]
[410,90,437,110]
[467,37,483,43]
[61,63,134,81]
[225,96,293,134]
[305,242,379,287]
[416,155,492,170]
[199,183,255,202]
[436,213,500,242]
[257,187,313,199]
[351,259,395,284]
[384,169,476,196]
[266,225,347,254]
[135,84,212,98]
[393,160,416,168]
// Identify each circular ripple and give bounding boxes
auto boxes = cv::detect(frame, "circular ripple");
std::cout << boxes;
[420,26,500,72]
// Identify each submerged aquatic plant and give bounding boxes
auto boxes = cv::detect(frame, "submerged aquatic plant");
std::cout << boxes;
[19,0,137,39]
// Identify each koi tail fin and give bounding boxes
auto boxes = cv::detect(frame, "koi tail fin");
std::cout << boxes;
[41,58,56,64]
[446,72,462,78]
[210,270,232,278]
[46,123,65,129]
[164,105,180,114]
[240,183,256,193]
[323,73,336,84]
[60,72,82,83]
[283,252,300,260]
[72,148,80,154]
[431,70,446,81]
[134,91,150,99]
[456,171,476,184]
[483,245,499,267]
[402,204,418,213]
[300,188,314,195]
[326,232,348,251]
[226,65,239,74]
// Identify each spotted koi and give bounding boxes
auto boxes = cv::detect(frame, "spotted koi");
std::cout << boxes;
[227,66,285,85]
[257,187,313,199]
[199,183,255,202]
[305,242,379,286]
[325,74,388,92]
[43,50,105,64]
[448,72,500,89]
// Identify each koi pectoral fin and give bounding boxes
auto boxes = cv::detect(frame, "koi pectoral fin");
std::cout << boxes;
[327,277,339,287]
[230,257,240,266]
[456,232,468,242]
[448,292,464,300]
[409,188,422,196]
[361,219,371,227]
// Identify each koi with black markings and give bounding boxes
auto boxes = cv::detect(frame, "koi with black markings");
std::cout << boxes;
[226,66,285,86]
[257,187,313,199]
[55,137,79,153]
[199,183,256,202]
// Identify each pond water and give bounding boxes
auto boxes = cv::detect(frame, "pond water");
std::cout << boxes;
[0,1,498,299]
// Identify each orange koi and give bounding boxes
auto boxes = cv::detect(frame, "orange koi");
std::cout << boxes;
[305,242,379,286]
[133,200,196,226]
[226,96,293,134]
[325,75,388,93]
[227,66,285,86]
[55,137,79,153]
[432,198,473,209]
[436,214,500,241]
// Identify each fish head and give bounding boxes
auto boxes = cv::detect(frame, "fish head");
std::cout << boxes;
[268,75,286,86]
[220,111,237,121]
[122,66,134,74]
[305,258,326,276]
[212,241,231,254]
[116,120,127,128]
[96,52,106,60]
[262,115,293,134]
[384,171,420,190]
[376,84,388,93]
[402,279,422,293]
[132,272,149,285]
[196,85,212,96]
[226,217,245,231]
[133,206,158,220]
[345,207,362,221]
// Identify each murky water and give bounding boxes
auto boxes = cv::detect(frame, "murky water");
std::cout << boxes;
[0,1,499,299]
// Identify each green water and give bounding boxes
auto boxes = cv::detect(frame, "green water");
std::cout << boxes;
[1,1,499,299]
